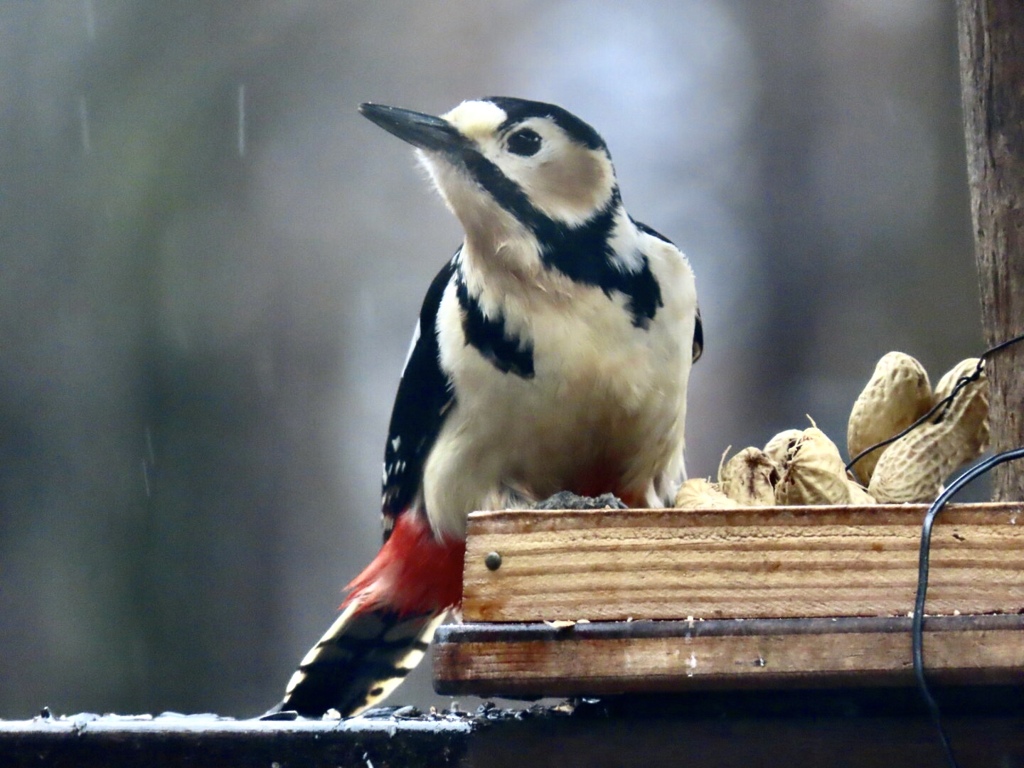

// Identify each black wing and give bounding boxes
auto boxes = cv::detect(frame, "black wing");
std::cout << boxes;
[380,253,458,538]
[692,307,704,362]
[633,219,704,363]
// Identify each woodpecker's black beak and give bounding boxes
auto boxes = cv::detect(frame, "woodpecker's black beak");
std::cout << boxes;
[360,103,466,153]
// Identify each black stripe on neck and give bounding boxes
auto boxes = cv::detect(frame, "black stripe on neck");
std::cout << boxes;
[456,266,535,379]
[535,193,663,330]
[459,152,662,328]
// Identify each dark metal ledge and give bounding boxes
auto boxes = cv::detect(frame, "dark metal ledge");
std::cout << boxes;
[3,692,1024,768]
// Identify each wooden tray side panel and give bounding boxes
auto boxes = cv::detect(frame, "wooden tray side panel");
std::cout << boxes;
[461,504,1024,622]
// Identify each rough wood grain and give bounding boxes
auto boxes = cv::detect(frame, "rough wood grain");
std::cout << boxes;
[434,615,1024,697]
[958,0,1024,501]
[461,504,1024,622]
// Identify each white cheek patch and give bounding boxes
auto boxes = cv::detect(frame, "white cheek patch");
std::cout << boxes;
[443,100,507,141]
[522,146,616,227]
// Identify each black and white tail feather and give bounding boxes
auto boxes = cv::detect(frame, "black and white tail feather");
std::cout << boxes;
[269,606,446,717]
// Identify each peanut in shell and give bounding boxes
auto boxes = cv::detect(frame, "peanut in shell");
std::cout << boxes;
[674,478,740,509]
[718,447,778,506]
[763,429,803,470]
[868,359,989,503]
[847,352,932,484]
[776,427,852,506]
[845,477,876,505]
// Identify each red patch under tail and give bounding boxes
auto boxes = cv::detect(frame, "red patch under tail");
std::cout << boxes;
[342,511,465,616]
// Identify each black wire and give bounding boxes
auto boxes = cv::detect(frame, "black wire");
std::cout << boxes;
[840,332,1024,766]
[912,447,1024,768]
[980,330,1024,362]
[845,373,978,480]
[845,331,1024,481]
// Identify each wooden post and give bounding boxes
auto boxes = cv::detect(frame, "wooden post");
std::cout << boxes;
[958,0,1024,501]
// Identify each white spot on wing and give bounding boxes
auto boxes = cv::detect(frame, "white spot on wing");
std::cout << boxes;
[391,436,401,452]
[401,321,421,375]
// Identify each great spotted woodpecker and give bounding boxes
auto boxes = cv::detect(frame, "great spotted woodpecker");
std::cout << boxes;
[273,97,702,717]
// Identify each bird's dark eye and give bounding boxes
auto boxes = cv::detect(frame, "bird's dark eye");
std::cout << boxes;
[506,128,542,157]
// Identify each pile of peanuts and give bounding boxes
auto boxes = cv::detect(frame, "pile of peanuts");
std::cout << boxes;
[675,352,990,508]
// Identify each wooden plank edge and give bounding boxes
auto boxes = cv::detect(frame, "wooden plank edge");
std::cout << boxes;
[433,615,1024,697]
[439,614,1024,641]
[465,502,1024,532]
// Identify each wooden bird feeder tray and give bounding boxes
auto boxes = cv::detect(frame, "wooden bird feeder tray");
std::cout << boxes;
[432,502,1024,699]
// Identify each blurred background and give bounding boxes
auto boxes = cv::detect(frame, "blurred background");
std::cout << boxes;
[0,1,981,717]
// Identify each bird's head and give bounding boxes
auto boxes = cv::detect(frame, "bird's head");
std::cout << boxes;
[360,98,620,255]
